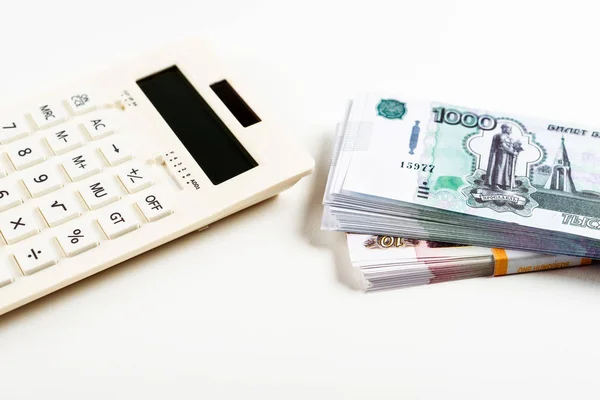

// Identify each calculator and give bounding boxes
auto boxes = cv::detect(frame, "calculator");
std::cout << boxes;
[0,38,314,315]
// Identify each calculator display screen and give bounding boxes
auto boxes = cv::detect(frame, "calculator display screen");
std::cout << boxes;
[136,66,257,185]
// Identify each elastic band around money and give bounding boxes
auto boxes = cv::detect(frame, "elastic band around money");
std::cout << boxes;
[492,248,591,276]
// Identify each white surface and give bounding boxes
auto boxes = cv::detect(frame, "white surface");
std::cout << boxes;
[1,0,600,398]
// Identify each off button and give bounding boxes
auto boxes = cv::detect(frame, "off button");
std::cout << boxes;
[136,193,172,222]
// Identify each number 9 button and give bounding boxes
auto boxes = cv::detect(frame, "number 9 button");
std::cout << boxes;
[21,165,64,198]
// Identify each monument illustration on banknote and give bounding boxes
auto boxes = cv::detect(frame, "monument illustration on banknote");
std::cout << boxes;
[404,102,600,219]
[460,118,542,216]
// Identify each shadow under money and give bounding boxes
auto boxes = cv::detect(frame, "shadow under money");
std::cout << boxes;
[300,128,362,291]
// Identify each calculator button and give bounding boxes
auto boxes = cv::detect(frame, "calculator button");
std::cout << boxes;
[0,211,40,244]
[117,165,153,193]
[97,206,140,239]
[62,149,103,182]
[0,267,13,288]
[79,178,120,210]
[6,139,47,170]
[82,117,114,140]
[22,167,63,198]
[45,127,83,155]
[99,138,132,166]
[39,193,81,227]
[29,103,68,129]
[56,225,99,257]
[0,116,31,144]
[136,193,172,222]
[13,240,58,276]
[65,93,97,115]
[0,182,23,212]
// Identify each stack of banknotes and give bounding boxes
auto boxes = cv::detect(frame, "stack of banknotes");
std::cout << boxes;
[346,233,591,291]
[323,93,600,289]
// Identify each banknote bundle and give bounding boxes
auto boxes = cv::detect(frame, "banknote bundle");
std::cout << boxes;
[347,234,591,291]
[323,93,600,259]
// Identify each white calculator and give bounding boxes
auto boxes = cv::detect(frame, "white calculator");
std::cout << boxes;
[0,38,314,315]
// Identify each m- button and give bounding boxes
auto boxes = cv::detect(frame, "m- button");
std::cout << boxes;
[136,193,172,222]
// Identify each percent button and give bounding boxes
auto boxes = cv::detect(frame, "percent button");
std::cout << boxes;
[56,226,99,257]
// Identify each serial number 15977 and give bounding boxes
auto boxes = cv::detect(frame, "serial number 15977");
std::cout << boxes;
[400,161,435,173]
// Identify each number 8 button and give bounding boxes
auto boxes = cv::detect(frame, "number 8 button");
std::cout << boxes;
[6,138,46,170]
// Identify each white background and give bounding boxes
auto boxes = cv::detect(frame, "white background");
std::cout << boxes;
[1,0,600,398]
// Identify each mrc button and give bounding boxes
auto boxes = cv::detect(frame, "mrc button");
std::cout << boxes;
[136,194,172,222]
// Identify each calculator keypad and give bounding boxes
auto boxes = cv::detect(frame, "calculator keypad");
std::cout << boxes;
[0,99,174,286]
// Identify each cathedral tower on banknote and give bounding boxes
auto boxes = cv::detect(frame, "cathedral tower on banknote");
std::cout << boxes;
[544,136,576,193]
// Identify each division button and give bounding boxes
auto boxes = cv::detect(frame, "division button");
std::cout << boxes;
[13,240,58,275]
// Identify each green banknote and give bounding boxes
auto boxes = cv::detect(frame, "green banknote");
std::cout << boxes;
[341,94,600,241]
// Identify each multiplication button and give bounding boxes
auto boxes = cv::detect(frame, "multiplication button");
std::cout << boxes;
[56,225,99,257]
[136,193,172,222]
[0,210,40,244]
[13,240,58,275]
